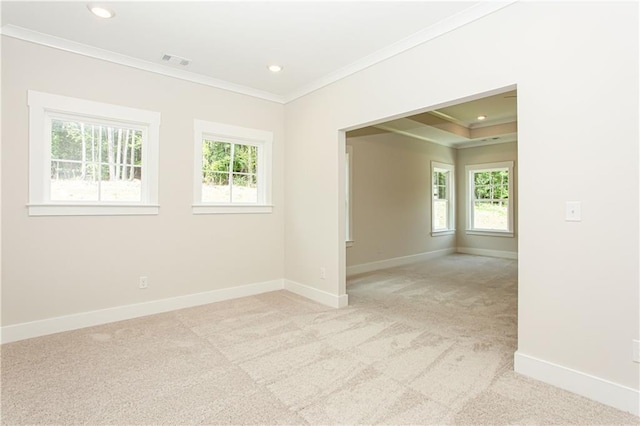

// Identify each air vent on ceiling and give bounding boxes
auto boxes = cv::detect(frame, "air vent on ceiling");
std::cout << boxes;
[162,54,191,66]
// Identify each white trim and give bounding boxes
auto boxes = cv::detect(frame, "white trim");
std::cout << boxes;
[466,230,514,238]
[345,145,353,244]
[284,280,348,309]
[27,90,161,216]
[28,204,159,216]
[193,119,273,212]
[1,2,516,105]
[192,205,273,215]
[466,160,514,233]
[432,161,455,234]
[282,1,517,103]
[0,278,353,343]
[1,26,284,104]
[346,248,455,277]
[432,230,455,237]
[514,351,640,416]
[456,247,518,259]
[0,279,284,344]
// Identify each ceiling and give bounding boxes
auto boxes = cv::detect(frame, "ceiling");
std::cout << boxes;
[0,1,514,103]
[347,89,518,149]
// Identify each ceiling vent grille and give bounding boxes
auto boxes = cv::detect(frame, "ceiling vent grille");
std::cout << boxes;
[162,54,190,66]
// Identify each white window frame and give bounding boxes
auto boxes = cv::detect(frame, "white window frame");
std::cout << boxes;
[431,161,455,236]
[466,161,514,237]
[193,119,273,214]
[28,90,161,216]
[345,145,354,247]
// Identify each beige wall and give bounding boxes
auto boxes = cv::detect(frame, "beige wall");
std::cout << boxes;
[1,37,285,325]
[346,133,456,268]
[284,1,638,393]
[456,142,518,254]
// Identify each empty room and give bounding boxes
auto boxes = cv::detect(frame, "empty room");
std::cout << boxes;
[1,1,639,424]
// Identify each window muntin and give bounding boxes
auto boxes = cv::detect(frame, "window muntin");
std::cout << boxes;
[466,161,514,235]
[431,162,454,235]
[49,115,144,203]
[202,140,258,203]
[193,120,272,214]
[28,90,160,216]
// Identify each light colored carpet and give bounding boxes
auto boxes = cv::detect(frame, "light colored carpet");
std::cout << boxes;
[2,254,638,425]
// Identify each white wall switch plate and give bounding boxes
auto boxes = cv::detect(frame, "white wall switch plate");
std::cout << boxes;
[566,201,582,222]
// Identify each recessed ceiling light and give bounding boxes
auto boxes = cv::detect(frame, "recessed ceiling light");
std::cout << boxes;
[88,4,115,18]
[268,65,283,73]
[477,115,487,121]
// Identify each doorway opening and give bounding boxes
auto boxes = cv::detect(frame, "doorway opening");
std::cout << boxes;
[341,85,518,357]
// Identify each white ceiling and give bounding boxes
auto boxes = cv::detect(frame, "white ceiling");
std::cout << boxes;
[0,1,514,103]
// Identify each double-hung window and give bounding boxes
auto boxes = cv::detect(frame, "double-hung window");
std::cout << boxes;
[28,91,161,216]
[193,120,273,214]
[431,162,455,235]
[466,161,514,236]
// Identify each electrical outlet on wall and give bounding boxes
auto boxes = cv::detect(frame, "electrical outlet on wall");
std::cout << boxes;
[139,276,148,289]
[319,267,326,280]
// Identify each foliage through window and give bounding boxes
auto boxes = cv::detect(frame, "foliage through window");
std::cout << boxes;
[432,162,454,235]
[50,118,143,202]
[202,140,258,203]
[28,91,160,216]
[466,162,514,234]
[193,120,272,214]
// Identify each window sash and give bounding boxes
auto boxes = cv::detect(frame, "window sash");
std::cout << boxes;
[466,162,514,234]
[47,115,146,203]
[28,90,160,216]
[193,120,273,214]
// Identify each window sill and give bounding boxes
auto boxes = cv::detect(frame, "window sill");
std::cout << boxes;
[431,230,455,237]
[192,204,273,215]
[28,204,159,216]
[466,229,514,238]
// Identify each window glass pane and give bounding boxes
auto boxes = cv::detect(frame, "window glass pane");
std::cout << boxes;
[474,171,490,186]
[101,180,142,202]
[203,140,231,173]
[475,185,490,199]
[50,162,99,201]
[202,171,230,203]
[433,200,448,230]
[232,144,257,174]
[438,185,446,199]
[231,173,258,203]
[50,118,142,202]
[474,201,508,230]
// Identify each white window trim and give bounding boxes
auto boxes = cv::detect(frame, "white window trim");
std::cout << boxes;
[27,90,161,216]
[466,161,514,237]
[431,161,455,236]
[192,119,273,215]
[346,145,354,247]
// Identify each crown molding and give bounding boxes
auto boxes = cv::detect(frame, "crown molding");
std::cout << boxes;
[282,1,518,103]
[0,25,286,104]
[1,1,517,105]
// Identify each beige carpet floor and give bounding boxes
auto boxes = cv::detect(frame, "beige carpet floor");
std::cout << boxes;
[2,254,638,425]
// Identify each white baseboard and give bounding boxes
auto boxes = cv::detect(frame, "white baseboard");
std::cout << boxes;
[456,247,518,259]
[1,279,284,344]
[346,248,455,276]
[1,277,353,344]
[514,351,640,416]
[284,279,348,308]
